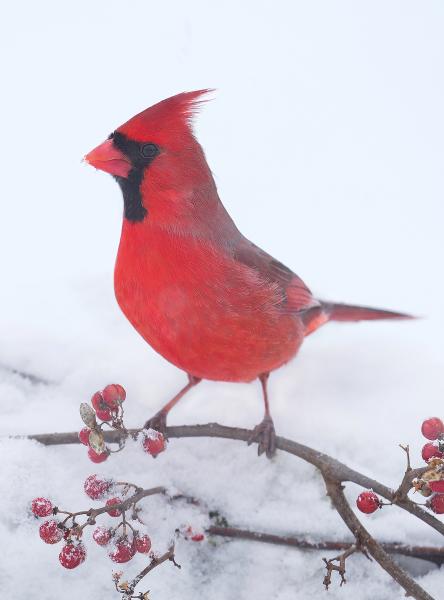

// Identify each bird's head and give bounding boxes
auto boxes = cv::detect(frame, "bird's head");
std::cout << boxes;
[85,90,217,225]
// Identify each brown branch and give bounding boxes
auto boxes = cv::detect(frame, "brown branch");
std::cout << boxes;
[86,487,166,525]
[116,544,180,599]
[20,423,440,599]
[23,425,442,535]
[207,526,444,566]
[322,543,359,589]
[393,445,427,503]
[323,477,434,600]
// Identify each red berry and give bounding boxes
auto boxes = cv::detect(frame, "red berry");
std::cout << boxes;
[87,447,109,463]
[421,418,444,440]
[191,533,205,542]
[108,538,135,563]
[106,497,122,517]
[421,442,443,462]
[84,474,113,500]
[39,520,63,544]
[429,494,444,514]
[429,480,444,493]
[102,384,126,409]
[135,534,151,554]
[78,427,91,446]
[142,429,166,457]
[59,542,86,569]
[91,391,112,420]
[91,391,104,412]
[93,526,113,546]
[95,408,112,422]
[31,497,53,518]
[356,491,381,514]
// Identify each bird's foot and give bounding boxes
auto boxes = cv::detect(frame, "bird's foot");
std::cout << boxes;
[144,410,168,438]
[247,416,277,458]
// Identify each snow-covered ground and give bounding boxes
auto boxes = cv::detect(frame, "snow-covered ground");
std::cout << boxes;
[1,1,443,598]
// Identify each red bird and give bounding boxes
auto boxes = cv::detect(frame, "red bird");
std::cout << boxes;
[85,90,411,457]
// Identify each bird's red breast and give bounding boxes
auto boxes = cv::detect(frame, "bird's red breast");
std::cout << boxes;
[114,219,307,382]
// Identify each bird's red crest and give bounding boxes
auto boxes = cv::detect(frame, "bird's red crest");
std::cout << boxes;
[117,89,214,147]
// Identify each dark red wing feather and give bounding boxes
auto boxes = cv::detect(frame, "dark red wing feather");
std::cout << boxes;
[233,240,318,312]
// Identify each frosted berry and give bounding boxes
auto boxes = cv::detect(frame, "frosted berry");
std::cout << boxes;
[31,497,53,518]
[106,497,122,517]
[91,391,104,412]
[135,534,151,554]
[39,520,63,544]
[102,384,126,410]
[422,443,443,462]
[191,533,205,542]
[91,392,112,421]
[356,491,381,514]
[429,494,444,514]
[93,526,113,546]
[95,409,112,422]
[59,542,86,569]
[429,480,444,493]
[142,429,166,457]
[78,427,91,446]
[109,538,135,563]
[84,474,112,500]
[421,418,444,441]
[87,447,109,463]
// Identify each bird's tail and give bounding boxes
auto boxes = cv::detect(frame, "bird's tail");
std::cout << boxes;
[322,302,414,322]
[302,302,414,336]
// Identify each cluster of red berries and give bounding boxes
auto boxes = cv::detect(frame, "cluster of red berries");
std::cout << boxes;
[79,383,166,462]
[84,475,153,563]
[421,417,444,461]
[31,497,86,569]
[356,417,444,517]
[417,417,444,514]
[30,474,160,570]
[79,384,127,463]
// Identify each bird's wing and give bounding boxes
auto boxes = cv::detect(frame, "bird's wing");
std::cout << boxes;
[233,240,319,313]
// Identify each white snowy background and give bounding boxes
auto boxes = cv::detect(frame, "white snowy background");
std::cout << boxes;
[1,1,443,598]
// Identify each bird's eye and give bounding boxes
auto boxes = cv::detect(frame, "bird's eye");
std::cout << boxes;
[140,143,158,158]
[107,132,115,140]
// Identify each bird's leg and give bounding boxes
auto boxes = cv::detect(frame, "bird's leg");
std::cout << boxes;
[247,373,277,458]
[144,374,201,437]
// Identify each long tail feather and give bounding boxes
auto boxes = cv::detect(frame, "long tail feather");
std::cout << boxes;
[322,302,414,322]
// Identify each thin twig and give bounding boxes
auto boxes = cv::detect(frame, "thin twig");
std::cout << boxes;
[207,526,444,566]
[323,543,358,589]
[117,544,180,599]
[86,487,166,525]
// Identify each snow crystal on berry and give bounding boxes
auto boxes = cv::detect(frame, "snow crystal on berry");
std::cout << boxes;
[108,538,136,563]
[135,534,151,553]
[31,497,53,518]
[84,474,113,500]
[106,497,122,517]
[93,526,113,546]
[142,428,166,457]
[59,542,86,569]
[39,519,63,544]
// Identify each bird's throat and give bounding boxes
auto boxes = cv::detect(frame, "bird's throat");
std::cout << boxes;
[114,168,147,223]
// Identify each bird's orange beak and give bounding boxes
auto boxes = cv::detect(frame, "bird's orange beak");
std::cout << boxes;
[84,139,131,178]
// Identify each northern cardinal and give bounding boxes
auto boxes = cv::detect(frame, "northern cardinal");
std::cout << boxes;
[85,90,411,457]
